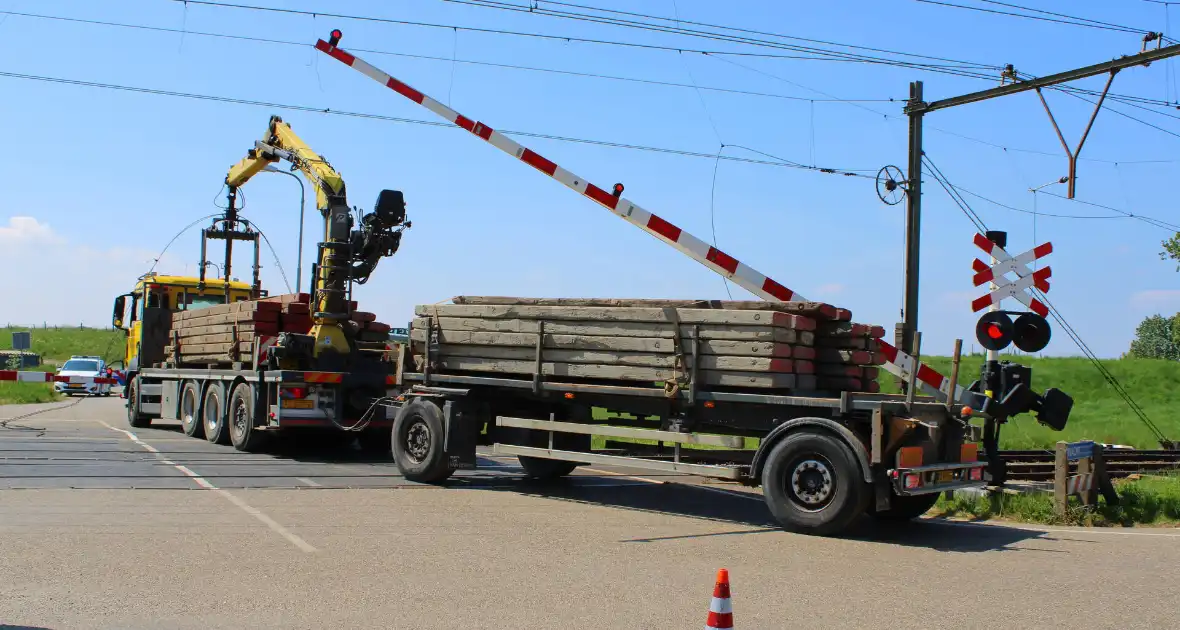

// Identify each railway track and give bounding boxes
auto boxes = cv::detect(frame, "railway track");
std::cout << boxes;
[997,449,1180,481]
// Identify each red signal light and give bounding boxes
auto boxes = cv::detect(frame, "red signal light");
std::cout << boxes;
[328,29,343,47]
[987,324,1003,340]
[612,182,624,197]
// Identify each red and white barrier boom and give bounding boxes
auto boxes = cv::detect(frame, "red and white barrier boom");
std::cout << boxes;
[970,233,1052,317]
[314,31,982,407]
[0,371,119,385]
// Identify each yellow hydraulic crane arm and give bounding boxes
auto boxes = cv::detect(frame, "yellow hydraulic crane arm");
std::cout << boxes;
[223,115,410,360]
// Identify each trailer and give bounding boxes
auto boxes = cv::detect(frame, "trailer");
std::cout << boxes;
[310,31,1072,535]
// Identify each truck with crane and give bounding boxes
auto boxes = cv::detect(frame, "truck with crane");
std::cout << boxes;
[303,30,1075,535]
[115,114,411,451]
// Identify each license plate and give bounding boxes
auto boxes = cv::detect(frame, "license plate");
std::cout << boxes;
[937,470,955,483]
[281,399,314,409]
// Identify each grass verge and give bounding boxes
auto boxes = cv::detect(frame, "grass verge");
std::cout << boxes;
[933,474,1180,526]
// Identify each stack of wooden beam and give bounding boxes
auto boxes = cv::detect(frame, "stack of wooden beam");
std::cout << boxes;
[165,300,281,366]
[409,297,885,393]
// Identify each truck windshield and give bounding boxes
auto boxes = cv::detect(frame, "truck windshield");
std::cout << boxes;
[61,360,99,372]
[187,294,229,310]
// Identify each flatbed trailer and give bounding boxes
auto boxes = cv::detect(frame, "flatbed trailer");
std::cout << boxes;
[382,337,988,536]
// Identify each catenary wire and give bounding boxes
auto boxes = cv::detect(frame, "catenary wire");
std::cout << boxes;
[0,70,877,178]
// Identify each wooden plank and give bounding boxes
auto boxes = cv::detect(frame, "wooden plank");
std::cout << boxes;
[815,364,881,379]
[259,293,310,304]
[168,321,277,337]
[817,322,887,338]
[351,311,378,323]
[172,300,280,322]
[817,377,880,393]
[420,344,804,373]
[408,328,813,358]
[412,317,815,345]
[415,304,817,330]
[415,355,806,388]
[172,309,278,326]
[365,321,392,334]
[814,336,879,350]
[813,349,885,365]
[357,330,390,342]
[164,341,253,355]
[173,332,257,345]
[451,296,840,320]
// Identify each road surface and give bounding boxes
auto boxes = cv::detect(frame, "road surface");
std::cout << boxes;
[1,397,1177,629]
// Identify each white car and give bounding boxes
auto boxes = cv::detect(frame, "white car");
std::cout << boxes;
[55,356,112,397]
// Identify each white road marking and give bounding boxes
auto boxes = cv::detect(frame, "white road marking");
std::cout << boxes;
[295,477,323,487]
[98,420,318,552]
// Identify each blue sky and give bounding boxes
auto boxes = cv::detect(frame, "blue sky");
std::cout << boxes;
[1,0,1178,358]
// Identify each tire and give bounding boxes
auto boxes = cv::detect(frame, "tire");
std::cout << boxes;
[501,405,589,480]
[126,376,152,428]
[357,427,393,458]
[869,493,940,521]
[761,430,869,536]
[392,399,453,483]
[202,383,229,445]
[228,382,265,452]
[180,380,204,438]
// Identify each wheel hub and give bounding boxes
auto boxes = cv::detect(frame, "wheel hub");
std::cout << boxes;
[405,421,430,463]
[790,459,834,506]
[232,401,247,435]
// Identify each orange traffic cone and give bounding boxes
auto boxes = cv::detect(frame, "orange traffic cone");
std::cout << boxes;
[705,568,733,629]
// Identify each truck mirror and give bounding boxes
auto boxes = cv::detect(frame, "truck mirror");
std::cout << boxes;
[112,295,126,329]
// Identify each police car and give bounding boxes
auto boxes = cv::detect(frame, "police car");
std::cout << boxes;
[55,356,113,397]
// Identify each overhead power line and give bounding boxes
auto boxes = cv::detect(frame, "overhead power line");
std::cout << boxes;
[521,0,999,69]
[167,0,1007,81]
[0,69,875,178]
[916,0,1175,42]
[0,10,894,104]
[444,0,1001,73]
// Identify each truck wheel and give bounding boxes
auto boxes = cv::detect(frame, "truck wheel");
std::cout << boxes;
[228,383,265,452]
[869,493,940,521]
[761,430,869,536]
[392,399,453,483]
[180,380,204,438]
[202,383,230,445]
[518,456,580,480]
[126,376,152,428]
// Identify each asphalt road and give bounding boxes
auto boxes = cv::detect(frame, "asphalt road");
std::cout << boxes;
[2,397,1178,629]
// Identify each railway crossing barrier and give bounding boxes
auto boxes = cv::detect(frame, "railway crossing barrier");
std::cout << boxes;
[1054,440,1118,517]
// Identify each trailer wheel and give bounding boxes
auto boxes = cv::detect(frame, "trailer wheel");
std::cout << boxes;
[761,430,869,536]
[202,383,230,445]
[392,399,453,483]
[126,376,151,428]
[228,383,265,452]
[869,493,940,521]
[180,380,204,438]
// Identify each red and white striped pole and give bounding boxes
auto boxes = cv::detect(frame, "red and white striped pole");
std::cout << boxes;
[313,32,979,407]
[705,568,734,630]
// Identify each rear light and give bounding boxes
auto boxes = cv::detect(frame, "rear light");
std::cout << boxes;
[969,467,984,481]
[961,443,979,463]
[280,387,308,399]
[904,474,921,490]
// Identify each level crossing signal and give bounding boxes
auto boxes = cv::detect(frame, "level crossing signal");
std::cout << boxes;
[971,231,1053,353]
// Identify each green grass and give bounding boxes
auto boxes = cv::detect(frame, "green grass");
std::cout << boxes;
[0,365,60,405]
[933,474,1180,526]
[0,326,125,405]
[876,354,1180,450]
[0,325,125,365]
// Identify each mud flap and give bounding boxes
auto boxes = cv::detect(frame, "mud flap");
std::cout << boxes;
[443,400,479,470]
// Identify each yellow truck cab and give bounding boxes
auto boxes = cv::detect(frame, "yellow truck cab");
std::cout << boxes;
[112,273,258,374]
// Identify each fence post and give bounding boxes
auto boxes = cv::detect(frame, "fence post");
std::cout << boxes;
[1054,441,1068,517]
[1094,447,1120,506]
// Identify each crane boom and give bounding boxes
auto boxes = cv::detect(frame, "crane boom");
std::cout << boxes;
[313,32,978,407]
[224,114,410,358]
